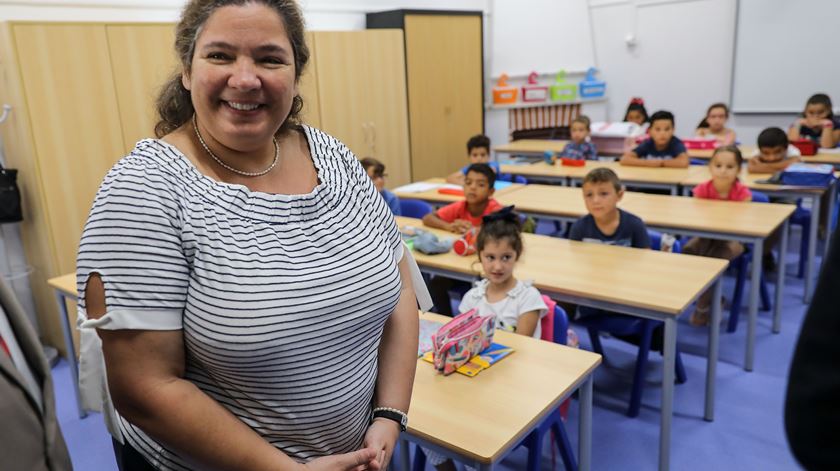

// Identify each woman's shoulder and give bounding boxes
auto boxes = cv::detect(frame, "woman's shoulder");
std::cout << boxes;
[301,125,363,171]
[100,139,193,199]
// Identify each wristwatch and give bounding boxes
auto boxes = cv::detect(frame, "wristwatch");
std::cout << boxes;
[372,407,408,432]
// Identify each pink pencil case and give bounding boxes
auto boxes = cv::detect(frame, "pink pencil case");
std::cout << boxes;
[432,309,495,375]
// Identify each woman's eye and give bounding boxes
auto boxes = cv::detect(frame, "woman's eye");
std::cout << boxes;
[262,57,285,65]
[207,52,231,61]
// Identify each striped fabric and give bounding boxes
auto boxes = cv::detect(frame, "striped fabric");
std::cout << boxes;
[76,126,404,469]
[508,103,581,133]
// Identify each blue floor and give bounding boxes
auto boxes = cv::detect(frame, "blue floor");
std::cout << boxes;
[53,228,816,471]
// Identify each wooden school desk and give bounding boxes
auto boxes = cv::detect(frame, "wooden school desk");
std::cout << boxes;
[688,145,840,167]
[401,312,601,471]
[47,273,86,418]
[398,217,728,471]
[683,166,837,303]
[392,178,525,206]
[493,139,569,157]
[500,160,690,195]
[493,185,794,372]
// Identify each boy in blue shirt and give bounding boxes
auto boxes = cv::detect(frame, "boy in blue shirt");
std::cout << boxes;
[360,157,401,216]
[569,168,650,248]
[621,110,689,168]
[557,115,597,161]
[445,134,500,185]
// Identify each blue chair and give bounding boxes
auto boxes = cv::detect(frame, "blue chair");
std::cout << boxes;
[412,303,578,471]
[400,199,433,219]
[575,230,687,418]
[727,191,773,333]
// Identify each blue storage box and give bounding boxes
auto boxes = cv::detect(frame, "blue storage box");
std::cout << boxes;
[579,67,606,98]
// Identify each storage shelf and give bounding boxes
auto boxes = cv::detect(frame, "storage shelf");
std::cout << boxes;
[486,96,607,110]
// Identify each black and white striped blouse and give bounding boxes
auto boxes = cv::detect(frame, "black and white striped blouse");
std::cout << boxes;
[77,126,405,469]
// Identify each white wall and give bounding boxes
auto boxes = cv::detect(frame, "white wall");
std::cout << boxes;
[588,0,798,145]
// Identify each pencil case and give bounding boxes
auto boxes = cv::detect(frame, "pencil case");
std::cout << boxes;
[432,309,495,375]
[561,158,585,167]
[791,139,818,156]
[682,138,718,150]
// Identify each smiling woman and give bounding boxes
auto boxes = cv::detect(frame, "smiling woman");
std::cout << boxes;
[74,1,429,471]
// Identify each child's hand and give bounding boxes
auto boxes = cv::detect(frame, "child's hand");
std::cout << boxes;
[451,220,473,234]
[821,119,834,129]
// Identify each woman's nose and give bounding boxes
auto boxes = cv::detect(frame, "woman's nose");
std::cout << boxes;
[228,59,260,90]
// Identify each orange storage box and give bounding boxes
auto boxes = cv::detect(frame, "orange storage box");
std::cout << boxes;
[492,74,518,105]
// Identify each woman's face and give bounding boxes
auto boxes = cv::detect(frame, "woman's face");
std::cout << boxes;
[183,3,297,152]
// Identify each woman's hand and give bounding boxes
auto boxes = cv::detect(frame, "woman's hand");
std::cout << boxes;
[362,418,401,471]
[302,447,381,471]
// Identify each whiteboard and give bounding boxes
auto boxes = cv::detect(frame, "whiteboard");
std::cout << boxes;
[491,0,596,78]
[731,0,840,113]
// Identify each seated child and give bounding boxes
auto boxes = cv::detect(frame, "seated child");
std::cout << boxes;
[623,97,649,126]
[695,103,736,146]
[620,110,689,168]
[424,163,502,315]
[557,115,598,161]
[360,157,401,216]
[748,127,802,174]
[788,93,840,149]
[423,207,547,471]
[423,163,502,233]
[445,134,500,185]
[569,167,650,247]
[683,146,751,326]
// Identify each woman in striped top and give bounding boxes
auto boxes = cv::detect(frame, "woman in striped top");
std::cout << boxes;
[76,1,425,470]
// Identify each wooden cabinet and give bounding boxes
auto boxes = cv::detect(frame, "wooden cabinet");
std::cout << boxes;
[367,11,485,181]
[311,30,411,187]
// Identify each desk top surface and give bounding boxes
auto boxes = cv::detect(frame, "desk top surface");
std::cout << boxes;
[398,217,727,315]
[48,273,77,297]
[495,184,793,238]
[494,139,569,154]
[688,145,840,165]
[500,160,691,185]
[393,178,525,204]
[410,312,601,463]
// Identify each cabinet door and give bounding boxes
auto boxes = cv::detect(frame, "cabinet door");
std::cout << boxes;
[405,15,484,181]
[312,31,370,159]
[297,32,321,129]
[364,30,411,187]
[14,24,125,276]
[107,24,177,150]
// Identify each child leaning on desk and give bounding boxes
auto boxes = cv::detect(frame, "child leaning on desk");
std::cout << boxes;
[788,93,840,149]
[423,163,503,316]
[422,207,548,471]
[620,110,689,168]
[683,146,752,326]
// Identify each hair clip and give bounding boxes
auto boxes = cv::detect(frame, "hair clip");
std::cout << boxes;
[630,97,645,105]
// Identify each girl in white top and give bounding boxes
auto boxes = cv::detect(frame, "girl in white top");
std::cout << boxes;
[424,206,547,471]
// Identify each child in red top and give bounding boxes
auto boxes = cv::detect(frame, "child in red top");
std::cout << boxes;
[423,163,502,232]
[683,146,752,326]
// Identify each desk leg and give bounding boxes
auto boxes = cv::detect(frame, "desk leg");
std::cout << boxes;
[670,186,677,196]
[579,374,593,471]
[55,292,86,419]
[824,182,836,262]
[804,194,820,303]
[704,278,721,422]
[746,239,762,372]
[659,317,676,471]
[773,220,789,334]
[398,435,410,471]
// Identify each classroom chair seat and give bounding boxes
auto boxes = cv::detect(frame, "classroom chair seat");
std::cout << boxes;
[400,199,434,219]
[575,230,688,418]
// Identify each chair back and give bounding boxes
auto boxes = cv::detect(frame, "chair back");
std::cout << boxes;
[399,199,433,218]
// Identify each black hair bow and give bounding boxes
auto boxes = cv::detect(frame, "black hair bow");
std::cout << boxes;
[482,205,518,225]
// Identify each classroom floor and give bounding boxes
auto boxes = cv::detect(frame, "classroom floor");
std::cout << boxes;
[52,228,817,471]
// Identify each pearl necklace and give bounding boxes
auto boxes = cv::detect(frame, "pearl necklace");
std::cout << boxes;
[192,114,278,177]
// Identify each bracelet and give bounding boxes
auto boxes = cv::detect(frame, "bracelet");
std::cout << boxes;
[372,407,408,432]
